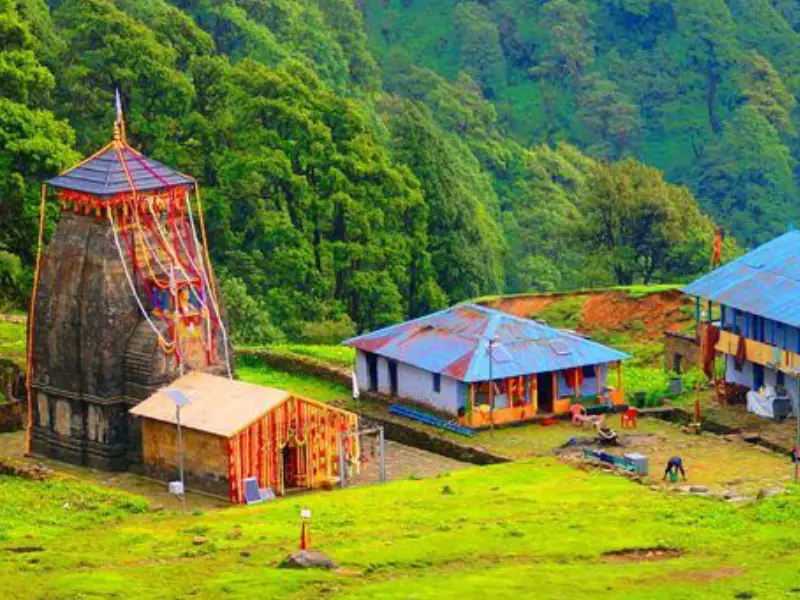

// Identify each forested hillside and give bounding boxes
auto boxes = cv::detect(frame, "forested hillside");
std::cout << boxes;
[364,0,800,246]
[1,0,728,341]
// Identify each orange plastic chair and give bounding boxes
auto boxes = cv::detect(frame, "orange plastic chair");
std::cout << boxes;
[621,407,638,429]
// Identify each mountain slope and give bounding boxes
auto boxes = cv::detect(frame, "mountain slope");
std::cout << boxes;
[363,0,800,246]
[0,0,719,339]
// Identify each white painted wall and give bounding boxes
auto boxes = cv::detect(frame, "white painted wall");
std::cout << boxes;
[725,355,800,411]
[353,350,463,414]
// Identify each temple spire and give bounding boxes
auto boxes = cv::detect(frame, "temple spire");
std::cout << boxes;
[113,88,126,143]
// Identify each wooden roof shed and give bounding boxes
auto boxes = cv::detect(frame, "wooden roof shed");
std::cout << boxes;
[130,372,359,503]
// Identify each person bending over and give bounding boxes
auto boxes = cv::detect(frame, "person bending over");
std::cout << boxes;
[663,456,687,481]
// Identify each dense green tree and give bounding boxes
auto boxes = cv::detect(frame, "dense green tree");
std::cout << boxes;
[382,98,505,302]
[578,76,641,159]
[698,105,796,244]
[582,159,713,284]
[452,2,506,97]
[0,0,77,277]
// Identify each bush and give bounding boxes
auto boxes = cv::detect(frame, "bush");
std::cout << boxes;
[0,251,28,311]
[219,275,285,346]
[298,317,356,345]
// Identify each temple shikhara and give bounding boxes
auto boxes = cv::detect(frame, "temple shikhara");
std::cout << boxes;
[27,98,232,470]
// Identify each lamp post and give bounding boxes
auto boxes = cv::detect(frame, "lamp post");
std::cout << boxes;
[164,389,192,512]
[487,336,499,426]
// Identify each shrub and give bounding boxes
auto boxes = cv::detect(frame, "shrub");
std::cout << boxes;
[219,276,285,345]
[299,317,356,345]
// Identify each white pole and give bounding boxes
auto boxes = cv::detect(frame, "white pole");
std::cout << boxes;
[378,426,386,483]
[176,404,186,512]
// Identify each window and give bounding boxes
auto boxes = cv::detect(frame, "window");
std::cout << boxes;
[777,370,785,388]
[432,372,441,393]
[581,365,596,379]
[753,364,765,389]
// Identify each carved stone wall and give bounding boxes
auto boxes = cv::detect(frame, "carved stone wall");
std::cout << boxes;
[30,212,230,471]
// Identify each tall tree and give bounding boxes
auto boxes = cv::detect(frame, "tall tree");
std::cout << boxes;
[582,159,711,284]
[453,1,507,97]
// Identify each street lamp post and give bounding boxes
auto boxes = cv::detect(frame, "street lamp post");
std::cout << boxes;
[488,338,494,412]
[164,389,192,512]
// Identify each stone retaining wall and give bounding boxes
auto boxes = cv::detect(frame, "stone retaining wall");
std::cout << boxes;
[359,415,509,466]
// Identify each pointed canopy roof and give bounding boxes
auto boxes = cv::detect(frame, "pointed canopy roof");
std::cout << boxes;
[344,304,629,383]
[47,143,194,196]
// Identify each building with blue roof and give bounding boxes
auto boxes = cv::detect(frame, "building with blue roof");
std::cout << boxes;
[344,304,629,426]
[683,230,800,414]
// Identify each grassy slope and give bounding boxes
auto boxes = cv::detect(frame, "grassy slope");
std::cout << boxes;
[237,365,350,403]
[2,462,800,599]
[0,320,26,369]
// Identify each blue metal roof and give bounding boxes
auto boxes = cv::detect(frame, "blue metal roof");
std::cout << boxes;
[344,304,629,383]
[48,143,193,195]
[683,230,800,328]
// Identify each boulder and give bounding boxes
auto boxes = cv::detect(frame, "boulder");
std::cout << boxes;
[757,487,784,499]
[279,550,338,570]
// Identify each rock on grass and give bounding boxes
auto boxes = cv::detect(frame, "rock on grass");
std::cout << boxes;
[279,550,338,570]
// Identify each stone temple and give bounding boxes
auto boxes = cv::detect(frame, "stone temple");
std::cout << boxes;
[28,115,231,470]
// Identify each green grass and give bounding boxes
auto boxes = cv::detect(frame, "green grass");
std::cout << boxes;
[240,344,355,368]
[2,458,800,598]
[237,365,350,403]
[0,320,26,369]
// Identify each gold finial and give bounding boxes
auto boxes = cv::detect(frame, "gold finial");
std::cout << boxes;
[114,88,126,143]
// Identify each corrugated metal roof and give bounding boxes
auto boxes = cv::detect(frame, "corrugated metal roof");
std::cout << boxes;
[48,144,193,195]
[129,372,289,437]
[343,304,629,383]
[683,230,800,328]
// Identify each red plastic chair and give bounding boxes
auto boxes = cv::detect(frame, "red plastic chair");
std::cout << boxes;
[621,407,638,429]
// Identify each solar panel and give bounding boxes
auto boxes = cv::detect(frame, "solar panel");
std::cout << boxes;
[492,344,513,362]
[550,340,572,355]
[243,477,262,504]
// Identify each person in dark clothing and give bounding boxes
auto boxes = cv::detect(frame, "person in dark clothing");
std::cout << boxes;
[663,456,687,481]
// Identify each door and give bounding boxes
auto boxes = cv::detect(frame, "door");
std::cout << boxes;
[283,443,300,489]
[388,360,398,397]
[537,372,553,413]
[366,352,378,391]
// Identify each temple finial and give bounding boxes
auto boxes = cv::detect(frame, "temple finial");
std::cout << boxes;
[113,88,126,143]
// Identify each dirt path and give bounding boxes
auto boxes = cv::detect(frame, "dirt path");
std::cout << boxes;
[348,440,469,486]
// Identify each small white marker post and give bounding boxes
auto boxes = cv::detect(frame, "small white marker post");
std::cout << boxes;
[300,508,312,550]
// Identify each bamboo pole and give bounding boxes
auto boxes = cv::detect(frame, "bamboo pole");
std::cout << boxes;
[25,184,48,456]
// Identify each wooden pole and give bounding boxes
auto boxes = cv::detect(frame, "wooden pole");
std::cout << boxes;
[532,375,538,413]
[617,362,622,396]
[25,184,48,456]
[469,383,475,421]
[596,365,602,396]
[552,371,557,410]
